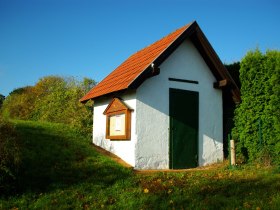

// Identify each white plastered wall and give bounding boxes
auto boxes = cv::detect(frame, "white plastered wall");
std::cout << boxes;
[135,39,223,169]
[92,92,137,167]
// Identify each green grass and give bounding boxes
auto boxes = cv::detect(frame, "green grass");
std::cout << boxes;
[0,120,279,209]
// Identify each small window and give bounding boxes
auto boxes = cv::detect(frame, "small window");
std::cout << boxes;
[103,98,132,140]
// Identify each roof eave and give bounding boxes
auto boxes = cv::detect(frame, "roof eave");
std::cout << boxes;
[189,25,241,102]
[80,87,135,103]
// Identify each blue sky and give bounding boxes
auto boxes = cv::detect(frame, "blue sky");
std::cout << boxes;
[0,0,279,96]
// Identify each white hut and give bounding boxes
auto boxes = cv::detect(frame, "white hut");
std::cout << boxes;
[80,21,240,169]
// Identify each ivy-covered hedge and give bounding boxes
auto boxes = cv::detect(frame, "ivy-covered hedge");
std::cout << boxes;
[233,50,280,165]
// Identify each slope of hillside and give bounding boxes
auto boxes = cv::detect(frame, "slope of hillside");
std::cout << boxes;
[0,120,279,209]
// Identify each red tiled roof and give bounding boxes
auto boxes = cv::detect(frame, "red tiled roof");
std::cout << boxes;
[80,23,192,102]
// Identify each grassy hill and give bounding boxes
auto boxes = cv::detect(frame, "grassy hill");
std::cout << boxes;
[0,120,279,209]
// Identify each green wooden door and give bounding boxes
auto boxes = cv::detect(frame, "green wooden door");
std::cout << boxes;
[169,88,199,169]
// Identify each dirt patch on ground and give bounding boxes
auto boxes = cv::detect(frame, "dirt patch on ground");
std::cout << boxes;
[134,163,227,174]
[91,144,227,174]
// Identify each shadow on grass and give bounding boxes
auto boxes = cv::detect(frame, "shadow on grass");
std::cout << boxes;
[137,172,280,209]
[191,178,280,209]
[14,121,131,194]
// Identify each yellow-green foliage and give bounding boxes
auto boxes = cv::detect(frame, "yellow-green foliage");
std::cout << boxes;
[2,86,35,120]
[233,49,280,165]
[1,76,95,134]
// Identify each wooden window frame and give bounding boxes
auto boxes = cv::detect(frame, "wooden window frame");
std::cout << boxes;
[103,98,132,140]
[105,110,131,140]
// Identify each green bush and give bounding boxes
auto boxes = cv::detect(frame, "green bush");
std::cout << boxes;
[1,76,95,135]
[0,117,21,194]
[233,49,280,165]
[1,86,35,120]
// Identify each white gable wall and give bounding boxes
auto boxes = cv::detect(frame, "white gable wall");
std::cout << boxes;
[92,92,137,167]
[135,39,223,169]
